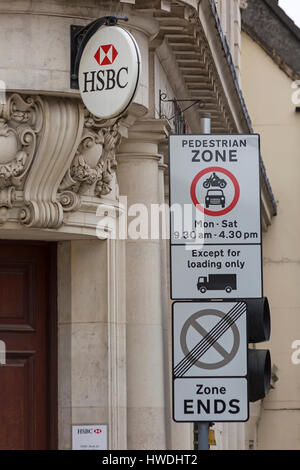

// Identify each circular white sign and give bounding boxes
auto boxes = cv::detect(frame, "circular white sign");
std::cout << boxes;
[78,25,140,119]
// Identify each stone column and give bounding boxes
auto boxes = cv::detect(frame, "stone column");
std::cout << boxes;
[158,146,172,449]
[57,237,128,450]
[117,119,170,450]
[57,239,109,449]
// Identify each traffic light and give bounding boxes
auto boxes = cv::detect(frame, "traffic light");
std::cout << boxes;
[246,297,271,402]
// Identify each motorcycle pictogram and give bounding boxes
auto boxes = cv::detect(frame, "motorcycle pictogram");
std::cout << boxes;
[203,172,227,189]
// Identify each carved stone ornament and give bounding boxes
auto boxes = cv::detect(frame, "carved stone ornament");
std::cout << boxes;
[59,110,122,207]
[0,94,42,196]
[0,93,124,232]
[0,94,42,222]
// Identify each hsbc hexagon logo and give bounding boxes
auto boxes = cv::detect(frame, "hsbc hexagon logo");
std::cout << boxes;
[94,44,118,66]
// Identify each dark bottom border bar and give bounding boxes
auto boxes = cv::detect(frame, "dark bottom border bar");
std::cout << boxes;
[0,450,292,460]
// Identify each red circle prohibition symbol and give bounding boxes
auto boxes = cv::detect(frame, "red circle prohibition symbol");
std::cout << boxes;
[190,166,240,216]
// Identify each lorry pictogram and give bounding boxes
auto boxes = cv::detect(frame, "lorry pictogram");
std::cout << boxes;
[197,274,237,293]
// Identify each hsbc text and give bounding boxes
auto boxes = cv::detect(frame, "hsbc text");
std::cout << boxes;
[82,68,129,92]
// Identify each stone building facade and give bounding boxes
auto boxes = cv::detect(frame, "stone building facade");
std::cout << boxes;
[0,0,276,450]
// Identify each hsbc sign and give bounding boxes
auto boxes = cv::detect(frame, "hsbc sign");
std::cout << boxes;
[72,424,107,450]
[78,25,140,119]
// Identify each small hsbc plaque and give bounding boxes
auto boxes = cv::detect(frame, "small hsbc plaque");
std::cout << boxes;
[72,424,108,450]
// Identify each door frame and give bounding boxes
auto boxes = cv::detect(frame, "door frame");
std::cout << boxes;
[47,242,58,450]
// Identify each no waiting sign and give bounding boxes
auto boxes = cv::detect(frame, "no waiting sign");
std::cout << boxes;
[172,302,248,422]
[169,134,262,300]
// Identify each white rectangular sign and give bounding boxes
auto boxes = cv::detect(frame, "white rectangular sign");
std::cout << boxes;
[72,425,108,450]
[172,302,248,422]
[169,134,262,299]
[174,378,248,422]
[171,244,262,299]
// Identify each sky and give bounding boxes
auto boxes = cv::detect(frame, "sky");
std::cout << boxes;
[278,0,300,27]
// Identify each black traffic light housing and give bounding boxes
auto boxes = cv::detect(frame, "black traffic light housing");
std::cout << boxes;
[246,297,271,402]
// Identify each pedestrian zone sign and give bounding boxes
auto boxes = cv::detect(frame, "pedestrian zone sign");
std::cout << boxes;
[169,134,262,299]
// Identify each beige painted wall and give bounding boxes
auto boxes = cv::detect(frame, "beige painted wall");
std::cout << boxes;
[242,32,300,449]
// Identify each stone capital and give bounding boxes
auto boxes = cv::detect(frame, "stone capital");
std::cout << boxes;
[126,118,171,143]
[117,118,171,162]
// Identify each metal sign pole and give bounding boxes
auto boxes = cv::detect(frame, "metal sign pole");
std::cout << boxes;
[200,113,211,135]
[197,112,211,451]
[198,422,210,450]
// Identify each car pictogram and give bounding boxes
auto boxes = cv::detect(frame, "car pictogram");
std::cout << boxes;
[205,189,226,208]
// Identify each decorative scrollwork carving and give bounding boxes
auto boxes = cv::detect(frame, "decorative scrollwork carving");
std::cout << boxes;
[0,94,125,230]
[58,190,81,212]
[59,110,122,202]
[0,94,42,195]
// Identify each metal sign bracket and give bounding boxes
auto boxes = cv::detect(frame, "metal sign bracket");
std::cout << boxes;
[159,89,204,121]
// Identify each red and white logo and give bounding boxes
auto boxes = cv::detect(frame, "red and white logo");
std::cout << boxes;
[94,428,102,434]
[94,44,118,66]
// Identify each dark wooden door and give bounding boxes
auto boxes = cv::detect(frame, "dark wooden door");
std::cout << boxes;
[0,242,57,450]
